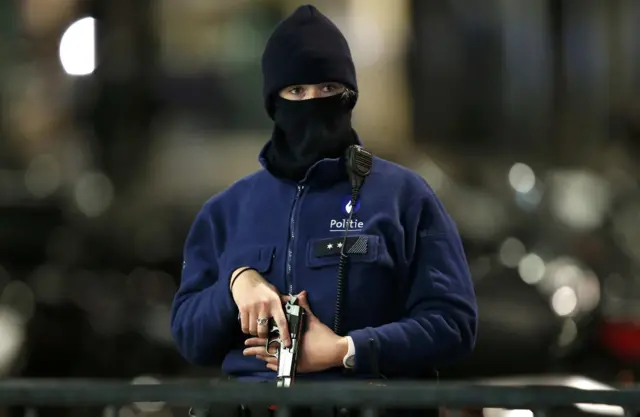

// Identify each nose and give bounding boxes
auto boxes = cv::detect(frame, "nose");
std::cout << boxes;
[304,86,322,100]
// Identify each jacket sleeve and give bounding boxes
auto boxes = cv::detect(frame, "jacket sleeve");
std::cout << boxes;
[347,190,478,377]
[170,202,239,366]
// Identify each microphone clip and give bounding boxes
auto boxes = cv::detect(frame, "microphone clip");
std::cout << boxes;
[345,145,373,191]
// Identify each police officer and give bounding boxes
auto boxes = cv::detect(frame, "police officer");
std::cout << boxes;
[171,3,477,386]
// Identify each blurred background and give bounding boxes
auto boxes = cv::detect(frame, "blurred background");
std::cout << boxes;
[1,0,640,415]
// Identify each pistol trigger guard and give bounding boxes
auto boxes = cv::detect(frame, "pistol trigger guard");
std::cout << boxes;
[265,338,281,358]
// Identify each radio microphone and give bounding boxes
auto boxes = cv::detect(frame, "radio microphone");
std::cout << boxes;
[345,145,373,197]
[333,145,373,335]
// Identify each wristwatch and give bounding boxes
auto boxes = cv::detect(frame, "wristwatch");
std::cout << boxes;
[343,336,356,369]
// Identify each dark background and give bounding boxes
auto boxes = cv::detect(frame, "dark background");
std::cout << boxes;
[1,0,640,416]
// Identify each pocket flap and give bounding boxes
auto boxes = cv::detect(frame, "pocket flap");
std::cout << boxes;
[306,235,379,268]
[221,245,275,277]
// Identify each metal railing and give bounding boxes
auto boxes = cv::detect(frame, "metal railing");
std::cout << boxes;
[0,380,638,416]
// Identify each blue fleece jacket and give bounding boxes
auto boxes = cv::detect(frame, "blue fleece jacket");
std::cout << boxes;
[171,146,477,380]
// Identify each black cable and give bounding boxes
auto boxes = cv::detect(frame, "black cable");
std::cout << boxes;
[332,186,361,335]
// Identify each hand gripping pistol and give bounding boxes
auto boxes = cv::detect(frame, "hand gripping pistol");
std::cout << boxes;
[265,294,306,387]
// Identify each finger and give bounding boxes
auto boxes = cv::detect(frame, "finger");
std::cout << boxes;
[280,294,291,303]
[256,354,278,364]
[240,309,250,334]
[271,302,291,348]
[257,306,270,338]
[248,310,258,336]
[266,363,278,371]
[243,346,267,356]
[261,355,278,365]
[297,291,314,317]
[244,337,268,347]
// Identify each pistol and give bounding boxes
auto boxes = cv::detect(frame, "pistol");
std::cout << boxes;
[265,294,306,387]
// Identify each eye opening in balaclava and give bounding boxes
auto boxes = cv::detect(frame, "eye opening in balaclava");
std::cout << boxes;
[261,5,359,181]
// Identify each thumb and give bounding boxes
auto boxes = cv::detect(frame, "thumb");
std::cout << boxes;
[297,291,315,317]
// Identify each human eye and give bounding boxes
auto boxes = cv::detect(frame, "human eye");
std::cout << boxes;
[322,83,344,93]
[288,86,304,96]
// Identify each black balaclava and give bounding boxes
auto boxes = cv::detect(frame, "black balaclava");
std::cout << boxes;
[261,5,359,181]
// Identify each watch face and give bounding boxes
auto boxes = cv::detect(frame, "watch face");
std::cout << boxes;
[345,355,355,368]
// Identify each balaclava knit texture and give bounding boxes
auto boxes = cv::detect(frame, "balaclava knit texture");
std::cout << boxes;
[261,5,359,181]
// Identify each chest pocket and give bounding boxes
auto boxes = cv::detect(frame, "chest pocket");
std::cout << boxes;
[304,234,396,330]
[305,235,380,268]
[220,244,277,286]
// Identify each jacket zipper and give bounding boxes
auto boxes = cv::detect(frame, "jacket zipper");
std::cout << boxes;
[285,185,304,294]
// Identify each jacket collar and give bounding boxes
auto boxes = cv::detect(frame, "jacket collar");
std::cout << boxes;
[258,133,364,187]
